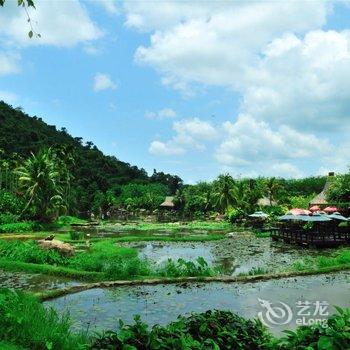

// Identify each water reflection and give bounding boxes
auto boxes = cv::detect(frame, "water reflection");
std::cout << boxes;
[47,272,350,336]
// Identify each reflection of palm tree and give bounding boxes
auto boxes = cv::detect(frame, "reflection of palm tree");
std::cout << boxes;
[16,149,65,222]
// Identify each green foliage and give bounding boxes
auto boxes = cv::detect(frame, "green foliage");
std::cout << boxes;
[0,240,67,265]
[91,310,271,349]
[0,190,24,215]
[328,172,350,203]
[69,231,85,240]
[157,257,216,278]
[16,148,67,222]
[275,307,350,350]
[0,213,19,225]
[292,249,350,271]
[288,194,315,209]
[0,289,86,350]
[0,221,35,233]
[116,182,168,211]
[56,215,86,227]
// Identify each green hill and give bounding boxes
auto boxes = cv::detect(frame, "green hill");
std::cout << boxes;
[0,101,181,213]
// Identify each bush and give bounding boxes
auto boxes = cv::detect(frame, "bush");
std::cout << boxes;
[69,231,85,240]
[0,213,19,225]
[0,191,24,215]
[0,289,86,350]
[91,310,271,349]
[275,306,350,349]
[0,221,35,233]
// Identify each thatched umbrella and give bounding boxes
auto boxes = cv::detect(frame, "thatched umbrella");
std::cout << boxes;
[248,211,269,218]
[324,206,338,213]
[309,205,320,212]
[289,208,312,215]
[328,212,348,221]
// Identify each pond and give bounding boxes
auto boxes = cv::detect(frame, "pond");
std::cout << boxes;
[0,270,81,292]
[46,272,350,336]
[120,233,333,275]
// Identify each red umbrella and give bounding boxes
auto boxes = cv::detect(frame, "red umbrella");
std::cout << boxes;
[324,206,338,213]
[289,208,311,216]
[309,205,320,212]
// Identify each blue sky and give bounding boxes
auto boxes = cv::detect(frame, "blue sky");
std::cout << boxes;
[1,1,350,183]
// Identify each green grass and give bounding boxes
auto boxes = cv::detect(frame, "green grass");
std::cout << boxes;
[0,259,102,281]
[0,342,26,350]
[292,248,350,272]
[238,267,270,277]
[0,289,87,350]
[255,231,271,238]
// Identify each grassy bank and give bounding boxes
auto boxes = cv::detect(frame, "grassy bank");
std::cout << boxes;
[0,239,217,282]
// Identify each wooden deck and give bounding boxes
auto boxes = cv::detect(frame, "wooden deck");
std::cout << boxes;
[271,226,350,248]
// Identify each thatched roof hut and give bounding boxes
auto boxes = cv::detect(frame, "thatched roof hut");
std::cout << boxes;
[257,196,277,206]
[160,196,175,208]
[309,172,334,206]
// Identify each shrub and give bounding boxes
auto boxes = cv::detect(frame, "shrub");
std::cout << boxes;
[0,213,19,225]
[275,306,350,349]
[69,231,85,240]
[0,191,24,215]
[0,289,86,350]
[0,221,35,233]
[91,310,272,349]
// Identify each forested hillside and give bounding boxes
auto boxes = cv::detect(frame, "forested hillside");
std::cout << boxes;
[0,101,182,213]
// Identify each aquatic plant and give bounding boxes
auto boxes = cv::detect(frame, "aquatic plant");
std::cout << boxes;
[157,256,217,278]
[292,249,350,272]
[91,310,271,350]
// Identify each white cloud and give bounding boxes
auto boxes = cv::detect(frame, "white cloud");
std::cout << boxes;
[93,73,117,91]
[0,90,18,104]
[148,117,217,156]
[215,114,331,167]
[132,2,328,93]
[149,140,185,156]
[0,52,20,76]
[97,0,119,15]
[145,108,177,120]
[0,0,102,47]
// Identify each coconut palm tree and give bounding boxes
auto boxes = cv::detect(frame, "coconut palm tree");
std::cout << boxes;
[264,177,282,205]
[16,148,65,222]
[212,174,235,213]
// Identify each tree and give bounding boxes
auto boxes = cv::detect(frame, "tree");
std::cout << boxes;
[327,172,350,203]
[264,177,282,205]
[15,149,67,222]
[212,174,235,213]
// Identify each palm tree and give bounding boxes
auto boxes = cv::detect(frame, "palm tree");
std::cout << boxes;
[15,148,65,222]
[212,174,235,213]
[264,177,281,205]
